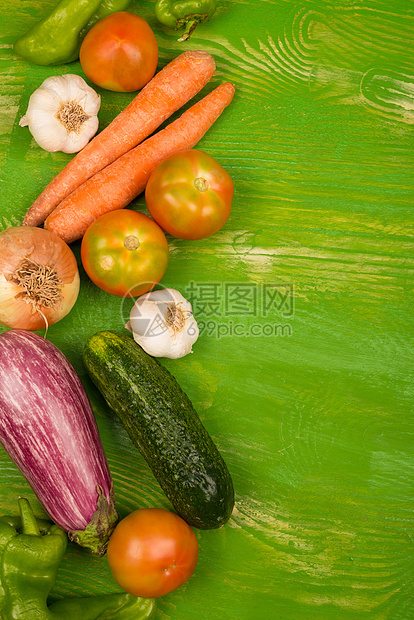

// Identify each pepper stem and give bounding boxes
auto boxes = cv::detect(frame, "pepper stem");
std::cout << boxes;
[176,13,210,42]
[18,497,41,537]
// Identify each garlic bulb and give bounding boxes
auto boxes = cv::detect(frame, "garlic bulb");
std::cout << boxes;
[125,288,199,359]
[19,74,101,154]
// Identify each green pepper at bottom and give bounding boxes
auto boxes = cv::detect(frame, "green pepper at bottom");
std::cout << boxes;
[0,498,156,620]
[155,0,216,41]
[49,592,156,619]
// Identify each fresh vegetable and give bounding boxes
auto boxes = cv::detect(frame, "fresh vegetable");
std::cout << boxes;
[0,498,157,620]
[79,0,134,47]
[19,74,101,154]
[81,209,169,297]
[155,0,216,41]
[22,50,216,227]
[0,330,118,556]
[44,81,235,243]
[0,497,67,619]
[13,0,132,65]
[125,288,199,358]
[146,149,234,240]
[80,12,158,92]
[0,226,79,331]
[82,331,235,529]
[107,508,199,598]
[49,594,156,620]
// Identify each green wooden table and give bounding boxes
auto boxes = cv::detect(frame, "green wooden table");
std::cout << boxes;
[1,1,413,618]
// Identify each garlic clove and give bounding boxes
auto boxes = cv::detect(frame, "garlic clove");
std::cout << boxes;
[131,328,198,359]
[131,331,177,358]
[25,107,71,153]
[63,116,99,154]
[126,288,199,359]
[20,74,101,154]
[58,74,101,116]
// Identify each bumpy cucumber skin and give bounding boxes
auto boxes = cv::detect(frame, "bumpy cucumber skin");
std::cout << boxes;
[82,331,234,529]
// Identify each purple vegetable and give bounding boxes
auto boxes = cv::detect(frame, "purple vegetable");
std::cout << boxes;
[0,329,118,555]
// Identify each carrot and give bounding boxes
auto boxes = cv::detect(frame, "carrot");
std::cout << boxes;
[44,82,235,244]
[22,50,216,227]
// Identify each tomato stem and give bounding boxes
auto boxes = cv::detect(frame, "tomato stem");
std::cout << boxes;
[194,177,209,192]
[123,235,140,251]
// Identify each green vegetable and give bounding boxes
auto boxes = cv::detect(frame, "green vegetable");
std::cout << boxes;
[0,498,67,619]
[0,498,157,619]
[155,0,216,41]
[82,331,235,530]
[13,0,132,65]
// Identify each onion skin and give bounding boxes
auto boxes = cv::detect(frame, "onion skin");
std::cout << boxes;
[0,226,80,331]
[0,329,118,555]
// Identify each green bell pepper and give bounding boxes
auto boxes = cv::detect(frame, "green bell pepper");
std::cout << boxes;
[13,0,132,66]
[0,498,156,620]
[155,0,216,41]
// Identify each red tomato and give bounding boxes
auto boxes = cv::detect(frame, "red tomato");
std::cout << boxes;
[145,149,234,240]
[80,209,169,297]
[79,12,158,92]
[107,508,199,598]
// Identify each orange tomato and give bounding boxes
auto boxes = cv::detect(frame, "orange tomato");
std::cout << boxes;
[107,508,199,598]
[80,209,169,297]
[80,12,158,92]
[145,149,234,240]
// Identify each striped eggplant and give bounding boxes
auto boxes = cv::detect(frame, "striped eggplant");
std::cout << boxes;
[0,329,118,555]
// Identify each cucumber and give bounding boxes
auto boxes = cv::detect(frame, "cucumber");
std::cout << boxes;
[82,330,234,529]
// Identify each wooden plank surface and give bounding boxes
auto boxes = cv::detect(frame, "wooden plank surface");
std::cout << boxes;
[0,0,413,618]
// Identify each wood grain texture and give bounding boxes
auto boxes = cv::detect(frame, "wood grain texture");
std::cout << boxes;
[0,0,413,618]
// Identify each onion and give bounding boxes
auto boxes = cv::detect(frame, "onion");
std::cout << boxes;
[0,226,80,330]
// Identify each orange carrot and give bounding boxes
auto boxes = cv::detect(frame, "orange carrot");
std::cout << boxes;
[44,82,235,244]
[23,50,216,227]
